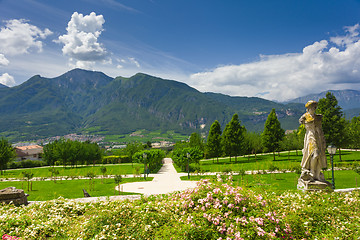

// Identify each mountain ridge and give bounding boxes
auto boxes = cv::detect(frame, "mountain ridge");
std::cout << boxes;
[288,89,360,118]
[0,68,330,141]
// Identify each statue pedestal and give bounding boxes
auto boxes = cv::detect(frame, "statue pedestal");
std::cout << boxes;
[297,178,333,192]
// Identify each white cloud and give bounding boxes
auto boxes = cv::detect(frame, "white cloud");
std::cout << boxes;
[0,73,15,86]
[190,24,360,101]
[0,19,52,56]
[129,57,140,68]
[0,54,9,66]
[57,12,108,69]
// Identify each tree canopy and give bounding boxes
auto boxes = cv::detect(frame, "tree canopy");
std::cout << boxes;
[261,109,285,160]
[172,147,203,172]
[0,138,15,174]
[222,114,246,162]
[317,92,346,149]
[43,140,103,167]
[206,120,222,162]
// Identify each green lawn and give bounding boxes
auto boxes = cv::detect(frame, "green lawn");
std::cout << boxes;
[0,163,144,179]
[198,150,360,173]
[181,170,360,191]
[0,177,153,201]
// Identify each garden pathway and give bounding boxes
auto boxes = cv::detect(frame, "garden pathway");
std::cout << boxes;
[115,158,198,196]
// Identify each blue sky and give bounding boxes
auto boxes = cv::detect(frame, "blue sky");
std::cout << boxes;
[1,0,360,101]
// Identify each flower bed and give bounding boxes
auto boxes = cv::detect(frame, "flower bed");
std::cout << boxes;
[1,176,359,239]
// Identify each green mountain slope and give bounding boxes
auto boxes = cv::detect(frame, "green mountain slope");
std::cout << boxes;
[0,69,304,141]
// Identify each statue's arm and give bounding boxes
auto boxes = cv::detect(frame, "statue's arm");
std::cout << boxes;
[299,114,306,125]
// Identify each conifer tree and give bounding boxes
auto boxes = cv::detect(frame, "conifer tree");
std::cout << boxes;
[317,92,347,159]
[206,120,222,163]
[261,109,285,161]
[222,114,246,162]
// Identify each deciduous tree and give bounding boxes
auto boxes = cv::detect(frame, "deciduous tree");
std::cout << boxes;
[0,138,15,175]
[189,132,204,151]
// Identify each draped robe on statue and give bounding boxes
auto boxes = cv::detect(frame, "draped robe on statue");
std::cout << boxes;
[299,112,327,171]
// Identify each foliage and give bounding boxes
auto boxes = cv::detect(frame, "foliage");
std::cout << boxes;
[222,114,246,162]
[261,109,285,160]
[189,132,204,151]
[172,147,203,172]
[43,139,103,167]
[0,138,15,175]
[21,171,34,191]
[133,149,165,173]
[0,69,303,142]
[100,167,107,176]
[123,141,144,165]
[347,115,360,149]
[114,175,122,184]
[102,155,130,164]
[206,120,222,162]
[173,141,190,150]
[244,131,263,159]
[317,92,347,149]
[7,160,46,169]
[0,180,359,239]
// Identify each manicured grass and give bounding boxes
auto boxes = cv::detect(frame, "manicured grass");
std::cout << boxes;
[0,177,153,201]
[199,150,360,173]
[0,163,144,179]
[200,151,302,173]
[181,170,360,191]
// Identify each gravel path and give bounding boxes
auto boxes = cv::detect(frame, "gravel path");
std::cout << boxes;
[115,158,198,196]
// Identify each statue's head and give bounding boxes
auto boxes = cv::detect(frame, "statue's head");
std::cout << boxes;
[305,100,318,109]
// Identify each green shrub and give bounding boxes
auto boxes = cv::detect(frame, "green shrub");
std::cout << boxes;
[8,160,47,169]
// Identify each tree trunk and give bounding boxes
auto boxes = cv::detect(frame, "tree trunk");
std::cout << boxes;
[338,148,342,161]
[273,152,276,161]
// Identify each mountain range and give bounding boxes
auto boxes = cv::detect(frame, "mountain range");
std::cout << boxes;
[0,68,358,141]
[289,89,360,118]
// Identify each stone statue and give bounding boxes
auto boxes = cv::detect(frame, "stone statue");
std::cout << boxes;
[297,100,332,191]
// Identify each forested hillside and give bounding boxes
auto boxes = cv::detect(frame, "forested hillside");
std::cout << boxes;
[0,69,304,141]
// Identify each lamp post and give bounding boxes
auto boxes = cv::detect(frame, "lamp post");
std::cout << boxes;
[143,152,147,180]
[187,152,190,180]
[327,145,336,189]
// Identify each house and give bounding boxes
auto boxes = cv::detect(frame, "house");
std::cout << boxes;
[15,145,43,161]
